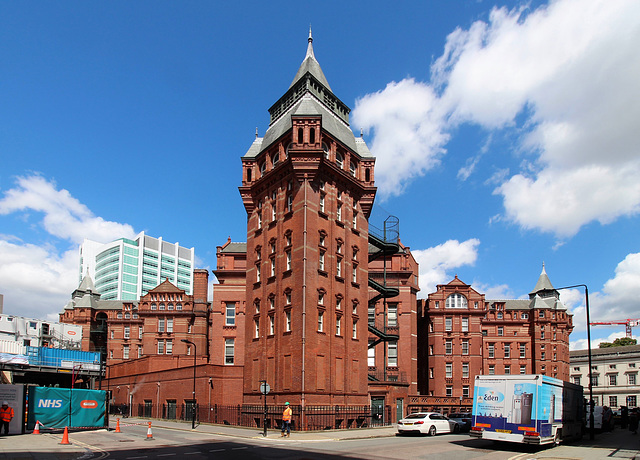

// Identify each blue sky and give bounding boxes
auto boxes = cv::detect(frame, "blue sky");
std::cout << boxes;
[1,0,639,351]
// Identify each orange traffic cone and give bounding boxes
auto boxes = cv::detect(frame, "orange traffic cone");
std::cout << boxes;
[59,426,71,445]
[146,421,153,440]
[115,418,121,433]
[33,421,41,434]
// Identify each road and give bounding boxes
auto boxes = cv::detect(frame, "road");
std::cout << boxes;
[66,425,534,460]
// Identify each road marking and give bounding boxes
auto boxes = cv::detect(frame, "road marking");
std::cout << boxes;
[184,452,200,455]
[157,454,176,457]
[126,457,148,459]
[231,446,248,450]
[209,449,225,452]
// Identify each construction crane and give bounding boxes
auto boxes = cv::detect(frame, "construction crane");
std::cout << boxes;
[589,318,640,338]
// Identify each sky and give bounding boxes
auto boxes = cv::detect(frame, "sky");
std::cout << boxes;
[1,0,639,351]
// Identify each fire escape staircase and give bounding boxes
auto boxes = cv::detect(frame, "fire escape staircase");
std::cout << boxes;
[367,229,401,361]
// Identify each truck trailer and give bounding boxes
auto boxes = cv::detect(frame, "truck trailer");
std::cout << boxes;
[469,374,583,446]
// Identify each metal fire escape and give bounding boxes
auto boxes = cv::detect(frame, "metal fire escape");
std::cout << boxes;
[368,216,400,382]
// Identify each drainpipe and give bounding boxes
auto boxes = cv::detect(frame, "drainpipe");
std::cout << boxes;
[301,174,308,427]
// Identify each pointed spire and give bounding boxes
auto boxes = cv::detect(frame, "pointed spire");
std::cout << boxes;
[306,25,315,60]
[529,263,557,298]
[289,29,331,91]
[255,127,259,139]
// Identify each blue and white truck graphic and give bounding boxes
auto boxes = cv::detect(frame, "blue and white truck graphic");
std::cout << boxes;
[470,374,583,446]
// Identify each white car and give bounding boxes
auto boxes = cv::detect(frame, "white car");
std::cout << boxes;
[397,412,458,436]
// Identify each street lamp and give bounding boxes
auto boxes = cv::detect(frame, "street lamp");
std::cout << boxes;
[556,283,594,440]
[181,339,197,429]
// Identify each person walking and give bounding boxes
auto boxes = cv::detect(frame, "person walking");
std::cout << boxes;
[0,401,14,435]
[281,402,292,437]
[603,406,613,431]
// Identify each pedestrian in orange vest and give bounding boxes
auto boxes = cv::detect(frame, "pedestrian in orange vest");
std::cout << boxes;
[281,402,292,437]
[0,401,14,435]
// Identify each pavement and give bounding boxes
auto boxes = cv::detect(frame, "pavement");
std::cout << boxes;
[0,417,638,459]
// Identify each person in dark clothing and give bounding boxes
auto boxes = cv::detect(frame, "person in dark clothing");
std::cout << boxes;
[621,406,628,429]
[629,408,638,434]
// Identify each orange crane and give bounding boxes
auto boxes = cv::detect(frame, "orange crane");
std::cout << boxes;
[589,318,640,338]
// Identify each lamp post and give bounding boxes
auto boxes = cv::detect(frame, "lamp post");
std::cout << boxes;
[181,339,197,429]
[556,283,594,440]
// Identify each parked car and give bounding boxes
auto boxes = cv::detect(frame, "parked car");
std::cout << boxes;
[397,412,458,436]
[447,412,472,432]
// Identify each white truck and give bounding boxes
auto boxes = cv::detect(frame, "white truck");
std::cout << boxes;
[469,374,583,446]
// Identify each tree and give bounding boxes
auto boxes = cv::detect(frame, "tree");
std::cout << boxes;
[599,337,637,348]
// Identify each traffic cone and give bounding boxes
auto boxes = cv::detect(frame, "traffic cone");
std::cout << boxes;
[59,426,71,445]
[146,421,153,440]
[33,421,41,434]
[115,418,121,433]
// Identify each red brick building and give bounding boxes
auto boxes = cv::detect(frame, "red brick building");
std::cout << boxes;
[60,269,243,415]
[414,265,573,413]
[238,31,379,408]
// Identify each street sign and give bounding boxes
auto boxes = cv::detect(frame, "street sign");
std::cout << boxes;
[260,382,270,394]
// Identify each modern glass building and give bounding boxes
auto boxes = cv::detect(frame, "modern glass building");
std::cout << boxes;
[79,232,195,300]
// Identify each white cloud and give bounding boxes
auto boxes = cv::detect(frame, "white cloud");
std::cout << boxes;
[355,0,640,238]
[0,175,137,320]
[564,253,640,348]
[352,79,449,200]
[412,238,480,297]
[0,239,78,320]
[0,175,136,244]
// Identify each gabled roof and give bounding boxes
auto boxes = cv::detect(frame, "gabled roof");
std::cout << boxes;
[148,279,185,294]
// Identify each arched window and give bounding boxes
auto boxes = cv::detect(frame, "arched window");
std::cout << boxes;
[445,293,468,309]
[272,151,280,166]
[298,128,304,144]
[309,128,315,144]
[260,162,266,177]
[350,161,357,177]
[322,143,329,159]
[336,152,343,169]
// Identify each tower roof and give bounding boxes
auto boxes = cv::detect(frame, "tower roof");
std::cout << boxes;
[289,28,332,91]
[245,31,373,160]
[530,263,555,295]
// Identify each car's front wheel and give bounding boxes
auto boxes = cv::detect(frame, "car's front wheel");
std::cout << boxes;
[428,425,437,436]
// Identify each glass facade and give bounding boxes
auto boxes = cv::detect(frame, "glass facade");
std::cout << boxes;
[83,232,194,300]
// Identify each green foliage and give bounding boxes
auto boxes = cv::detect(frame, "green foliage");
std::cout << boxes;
[598,337,637,348]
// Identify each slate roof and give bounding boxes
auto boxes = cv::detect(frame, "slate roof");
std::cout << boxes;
[244,30,373,160]
[220,242,247,253]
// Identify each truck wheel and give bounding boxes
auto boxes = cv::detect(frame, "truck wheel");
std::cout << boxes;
[428,425,436,436]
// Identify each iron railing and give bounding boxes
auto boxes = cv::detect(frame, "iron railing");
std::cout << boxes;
[127,403,393,431]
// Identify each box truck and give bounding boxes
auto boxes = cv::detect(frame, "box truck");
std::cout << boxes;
[470,374,583,446]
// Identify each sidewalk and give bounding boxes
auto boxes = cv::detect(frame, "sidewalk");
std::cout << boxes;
[0,418,639,459]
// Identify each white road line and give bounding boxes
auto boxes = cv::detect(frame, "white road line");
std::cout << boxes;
[209,449,225,452]
[231,446,248,450]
